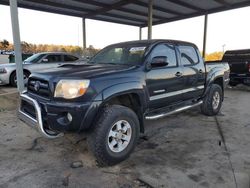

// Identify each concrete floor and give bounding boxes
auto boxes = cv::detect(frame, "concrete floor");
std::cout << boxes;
[0,86,249,188]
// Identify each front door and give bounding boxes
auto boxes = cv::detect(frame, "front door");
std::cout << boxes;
[146,43,184,110]
[32,54,63,71]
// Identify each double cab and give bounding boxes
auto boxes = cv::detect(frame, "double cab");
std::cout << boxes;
[18,40,230,166]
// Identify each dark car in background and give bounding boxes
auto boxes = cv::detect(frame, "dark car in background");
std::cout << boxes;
[222,49,250,86]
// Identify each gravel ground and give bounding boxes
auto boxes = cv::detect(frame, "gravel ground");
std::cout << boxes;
[0,85,249,188]
[0,86,17,95]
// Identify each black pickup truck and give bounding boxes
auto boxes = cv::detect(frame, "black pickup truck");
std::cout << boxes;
[18,40,229,166]
[221,49,250,86]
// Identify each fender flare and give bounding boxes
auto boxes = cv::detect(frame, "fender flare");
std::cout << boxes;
[203,69,225,98]
[102,81,147,133]
[79,81,148,133]
[101,81,147,108]
[79,81,148,132]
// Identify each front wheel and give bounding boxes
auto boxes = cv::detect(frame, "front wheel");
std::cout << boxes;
[10,71,30,87]
[87,105,140,166]
[201,84,223,116]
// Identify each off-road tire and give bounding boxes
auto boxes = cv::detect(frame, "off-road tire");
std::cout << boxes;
[201,84,223,116]
[87,105,140,167]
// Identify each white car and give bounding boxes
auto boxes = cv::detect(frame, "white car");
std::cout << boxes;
[0,52,81,86]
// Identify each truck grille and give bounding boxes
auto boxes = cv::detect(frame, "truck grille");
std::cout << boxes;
[28,78,50,99]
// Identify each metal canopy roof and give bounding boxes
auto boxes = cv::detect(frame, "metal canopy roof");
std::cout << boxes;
[1,0,250,27]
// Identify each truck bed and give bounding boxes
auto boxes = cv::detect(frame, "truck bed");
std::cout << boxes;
[205,60,230,75]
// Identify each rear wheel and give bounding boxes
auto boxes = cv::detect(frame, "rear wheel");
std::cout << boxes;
[10,71,30,87]
[201,84,223,116]
[87,105,140,166]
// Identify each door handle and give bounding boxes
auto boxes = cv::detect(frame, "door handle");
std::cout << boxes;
[175,72,183,77]
[199,69,203,74]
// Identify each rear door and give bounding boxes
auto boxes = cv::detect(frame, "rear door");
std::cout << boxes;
[38,54,63,69]
[146,43,184,109]
[178,45,206,100]
[45,54,63,67]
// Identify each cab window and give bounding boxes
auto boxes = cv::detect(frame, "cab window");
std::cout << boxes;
[44,55,62,63]
[150,44,177,67]
[64,55,78,62]
[179,46,199,66]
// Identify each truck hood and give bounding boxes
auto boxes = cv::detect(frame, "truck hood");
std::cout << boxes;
[31,63,138,80]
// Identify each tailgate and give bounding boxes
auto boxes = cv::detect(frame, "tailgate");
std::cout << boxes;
[229,61,249,74]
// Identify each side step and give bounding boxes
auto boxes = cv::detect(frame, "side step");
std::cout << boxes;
[145,101,203,120]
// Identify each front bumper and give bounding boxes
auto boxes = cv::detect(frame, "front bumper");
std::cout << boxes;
[18,93,64,138]
[18,92,100,139]
[0,73,10,85]
[230,73,250,84]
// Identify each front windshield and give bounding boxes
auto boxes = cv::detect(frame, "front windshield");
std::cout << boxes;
[89,44,148,65]
[24,54,44,63]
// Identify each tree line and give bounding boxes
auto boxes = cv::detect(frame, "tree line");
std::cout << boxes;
[0,39,224,60]
[0,39,99,57]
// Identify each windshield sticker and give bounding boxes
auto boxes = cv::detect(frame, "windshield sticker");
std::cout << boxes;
[129,47,146,52]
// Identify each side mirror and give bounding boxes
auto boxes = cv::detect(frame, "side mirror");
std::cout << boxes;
[151,56,169,67]
[42,58,48,62]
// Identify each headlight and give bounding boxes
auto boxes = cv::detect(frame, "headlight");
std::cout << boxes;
[0,68,7,74]
[54,80,90,99]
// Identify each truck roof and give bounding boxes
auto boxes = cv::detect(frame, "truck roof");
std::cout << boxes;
[107,39,198,48]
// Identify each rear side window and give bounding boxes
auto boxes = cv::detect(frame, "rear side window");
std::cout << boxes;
[151,44,177,67]
[179,46,199,66]
[46,55,62,62]
[64,55,78,62]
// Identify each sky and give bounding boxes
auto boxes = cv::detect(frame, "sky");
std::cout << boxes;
[1,4,250,53]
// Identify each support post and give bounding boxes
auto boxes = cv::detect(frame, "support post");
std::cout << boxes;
[202,14,208,58]
[82,18,86,49]
[147,0,153,39]
[9,0,24,92]
[139,27,142,40]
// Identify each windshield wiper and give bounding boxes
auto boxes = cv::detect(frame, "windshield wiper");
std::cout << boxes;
[89,61,118,65]
[89,61,132,66]
[59,63,89,67]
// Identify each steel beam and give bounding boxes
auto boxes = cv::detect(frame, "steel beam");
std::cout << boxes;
[84,0,135,18]
[82,18,86,49]
[139,27,142,40]
[135,0,181,16]
[9,0,24,92]
[147,0,153,40]
[202,14,208,58]
[165,0,205,12]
